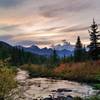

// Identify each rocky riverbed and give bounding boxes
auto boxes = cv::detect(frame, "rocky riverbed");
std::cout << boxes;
[14,69,98,100]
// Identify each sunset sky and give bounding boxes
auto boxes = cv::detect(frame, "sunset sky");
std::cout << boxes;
[0,0,100,48]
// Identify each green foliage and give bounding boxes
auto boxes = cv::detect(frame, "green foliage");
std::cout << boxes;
[0,42,12,60]
[0,67,17,100]
[88,19,100,60]
[86,96,100,100]
[74,36,89,62]
[64,55,74,63]
[10,47,48,66]
[49,49,60,67]
[0,42,48,66]
[74,96,100,100]
[74,97,83,100]
[21,60,100,83]
[93,84,100,89]
[21,64,53,77]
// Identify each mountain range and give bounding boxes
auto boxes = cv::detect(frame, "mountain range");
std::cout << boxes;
[0,41,74,58]
[17,42,74,58]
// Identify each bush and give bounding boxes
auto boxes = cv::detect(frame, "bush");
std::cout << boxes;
[86,96,100,100]
[53,61,100,82]
[21,64,53,77]
[21,60,100,83]
[0,67,17,100]
[74,97,83,100]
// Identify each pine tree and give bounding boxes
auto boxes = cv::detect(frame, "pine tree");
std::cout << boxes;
[50,49,59,66]
[88,19,100,60]
[74,36,83,62]
[62,55,66,63]
[83,45,89,61]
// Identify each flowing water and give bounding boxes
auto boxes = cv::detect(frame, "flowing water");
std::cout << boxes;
[15,69,98,100]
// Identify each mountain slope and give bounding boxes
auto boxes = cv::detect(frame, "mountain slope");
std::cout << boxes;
[20,44,74,58]
[0,41,47,65]
[52,42,75,51]
[0,41,13,59]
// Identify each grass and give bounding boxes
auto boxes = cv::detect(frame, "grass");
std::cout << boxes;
[20,60,100,98]
[92,84,100,89]
[20,61,100,100]
[86,96,100,100]
[74,96,100,100]
[0,66,17,99]
[53,61,100,83]
[21,64,53,77]
[0,60,99,100]
[21,60,100,84]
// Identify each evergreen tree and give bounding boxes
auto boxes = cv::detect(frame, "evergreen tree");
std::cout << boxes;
[88,19,100,60]
[50,49,59,66]
[62,55,66,63]
[74,36,83,62]
[82,45,89,61]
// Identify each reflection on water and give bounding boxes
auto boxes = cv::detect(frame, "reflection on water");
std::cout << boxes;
[15,69,97,100]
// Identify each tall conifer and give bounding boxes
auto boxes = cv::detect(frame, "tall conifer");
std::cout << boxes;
[74,36,83,62]
[88,19,100,60]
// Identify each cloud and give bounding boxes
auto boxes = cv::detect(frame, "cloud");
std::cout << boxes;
[0,24,19,31]
[35,26,64,32]
[59,25,89,33]
[0,0,100,47]
[14,40,53,47]
[0,24,24,35]
[15,40,35,46]
[0,35,13,41]
[38,0,91,19]
[0,0,23,8]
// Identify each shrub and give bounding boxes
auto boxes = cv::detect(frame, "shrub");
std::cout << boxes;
[21,60,100,83]
[53,61,100,82]
[0,67,17,100]
[21,64,53,77]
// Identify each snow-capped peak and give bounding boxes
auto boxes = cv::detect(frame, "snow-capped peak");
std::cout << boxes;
[52,41,75,51]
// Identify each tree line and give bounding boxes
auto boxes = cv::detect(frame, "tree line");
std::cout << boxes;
[0,19,100,66]
[49,19,100,64]
[74,19,100,62]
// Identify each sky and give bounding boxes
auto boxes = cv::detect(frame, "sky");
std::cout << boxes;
[0,0,100,48]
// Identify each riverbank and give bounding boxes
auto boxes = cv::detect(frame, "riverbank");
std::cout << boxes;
[14,69,99,100]
[20,61,100,87]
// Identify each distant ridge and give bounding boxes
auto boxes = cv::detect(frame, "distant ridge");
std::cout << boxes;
[0,41,47,65]
[0,41,12,48]
[0,41,74,58]
[17,43,74,58]
[52,42,75,51]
